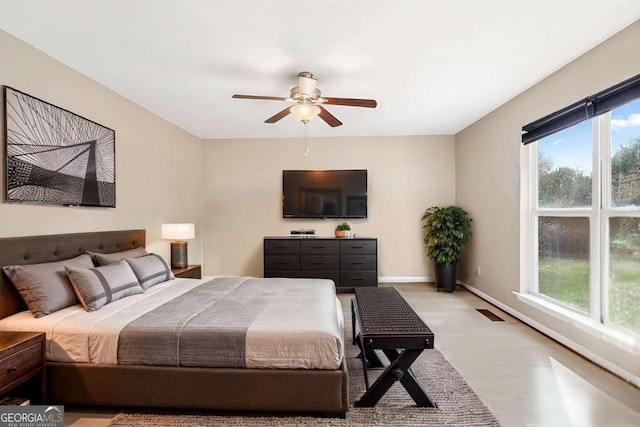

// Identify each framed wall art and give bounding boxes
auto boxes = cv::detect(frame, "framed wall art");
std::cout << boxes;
[3,86,115,207]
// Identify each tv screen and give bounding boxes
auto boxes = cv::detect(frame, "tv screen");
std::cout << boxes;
[283,169,368,219]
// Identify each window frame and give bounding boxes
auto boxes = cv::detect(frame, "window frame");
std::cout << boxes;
[519,109,640,352]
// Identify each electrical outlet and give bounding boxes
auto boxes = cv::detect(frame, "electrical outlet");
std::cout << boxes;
[476,266,482,276]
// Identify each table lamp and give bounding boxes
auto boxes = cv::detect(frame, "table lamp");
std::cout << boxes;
[161,223,195,269]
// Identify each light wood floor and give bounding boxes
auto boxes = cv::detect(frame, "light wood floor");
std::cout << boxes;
[65,282,640,427]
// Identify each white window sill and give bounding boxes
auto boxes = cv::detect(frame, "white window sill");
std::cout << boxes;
[514,292,640,355]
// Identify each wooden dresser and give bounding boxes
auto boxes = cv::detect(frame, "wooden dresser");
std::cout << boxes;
[264,237,378,290]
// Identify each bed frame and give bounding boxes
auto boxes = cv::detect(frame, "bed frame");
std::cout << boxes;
[0,230,348,416]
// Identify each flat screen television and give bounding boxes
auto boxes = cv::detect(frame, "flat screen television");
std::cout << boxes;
[283,169,368,218]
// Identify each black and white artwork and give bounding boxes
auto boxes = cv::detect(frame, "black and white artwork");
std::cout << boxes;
[3,87,115,207]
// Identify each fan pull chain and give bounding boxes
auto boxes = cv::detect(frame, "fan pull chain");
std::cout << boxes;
[304,121,310,156]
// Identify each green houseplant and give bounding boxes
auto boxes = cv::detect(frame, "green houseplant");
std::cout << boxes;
[335,222,351,238]
[421,206,472,292]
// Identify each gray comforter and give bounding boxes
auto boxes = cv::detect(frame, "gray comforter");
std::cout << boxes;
[117,276,343,369]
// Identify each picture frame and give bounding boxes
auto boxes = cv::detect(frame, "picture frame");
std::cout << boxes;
[3,86,116,207]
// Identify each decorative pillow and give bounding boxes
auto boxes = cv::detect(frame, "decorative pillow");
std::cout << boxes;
[2,254,94,318]
[126,254,175,290]
[88,247,148,266]
[66,260,144,311]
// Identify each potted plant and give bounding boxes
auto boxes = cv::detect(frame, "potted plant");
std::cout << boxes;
[421,206,472,292]
[335,222,351,238]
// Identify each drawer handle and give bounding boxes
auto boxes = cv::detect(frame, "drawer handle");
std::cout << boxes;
[313,262,325,265]
[352,262,364,265]
[9,366,18,373]
[275,246,286,249]
[313,246,325,249]
[353,277,365,281]
[275,262,288,265]
[352,246,364,249]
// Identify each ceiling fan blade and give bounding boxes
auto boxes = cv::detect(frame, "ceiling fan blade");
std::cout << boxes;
[318,106,343,127]
[323,97,377,108]
[232,94,289,101]
[265,107,292,124]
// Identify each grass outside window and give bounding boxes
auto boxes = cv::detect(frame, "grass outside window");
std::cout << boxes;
[539,256,640,335]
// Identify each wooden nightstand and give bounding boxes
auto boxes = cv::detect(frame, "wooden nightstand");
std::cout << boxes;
[172,265,202,279]
[0,331,46,404]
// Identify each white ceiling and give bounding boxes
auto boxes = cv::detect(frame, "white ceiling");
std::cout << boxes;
[0,1,639,139]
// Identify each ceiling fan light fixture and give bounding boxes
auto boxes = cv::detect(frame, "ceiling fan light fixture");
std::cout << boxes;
[232,71,376,128]
[290,104,320,123]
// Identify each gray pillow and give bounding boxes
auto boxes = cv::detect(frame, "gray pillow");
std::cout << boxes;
[88,247,148,266]
[126,254,175,290]
[2,254,94,318]
[66,260,144,311]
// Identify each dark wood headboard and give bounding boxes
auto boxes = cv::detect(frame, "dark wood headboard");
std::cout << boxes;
[0,229,146,320]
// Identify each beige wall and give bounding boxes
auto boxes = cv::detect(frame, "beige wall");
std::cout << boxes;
[4,15,637,388]
[202,135,455,279]
[455,21,640,381]
[0,29,203,263]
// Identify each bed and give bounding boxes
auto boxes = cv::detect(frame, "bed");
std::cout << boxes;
[0,230,348,416]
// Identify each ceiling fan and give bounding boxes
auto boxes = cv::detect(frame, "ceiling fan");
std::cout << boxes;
[232,71,377,127]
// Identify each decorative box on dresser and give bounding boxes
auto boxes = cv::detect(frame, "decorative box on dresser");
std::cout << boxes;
[264,237,378,290]
[0,331,46,404]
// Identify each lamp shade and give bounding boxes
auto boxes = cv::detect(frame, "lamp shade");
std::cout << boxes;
[290,104,320,122]
[161,223,195,241]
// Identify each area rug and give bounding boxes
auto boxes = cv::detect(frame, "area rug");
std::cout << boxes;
[108,299,500,426]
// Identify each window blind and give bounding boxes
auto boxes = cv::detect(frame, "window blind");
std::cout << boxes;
[521,73,640,145]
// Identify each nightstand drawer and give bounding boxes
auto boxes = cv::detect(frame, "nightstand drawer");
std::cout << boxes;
[0,343,42,387]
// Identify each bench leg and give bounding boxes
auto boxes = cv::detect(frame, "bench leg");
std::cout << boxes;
[355,349,437,408]
[351,299,356,345]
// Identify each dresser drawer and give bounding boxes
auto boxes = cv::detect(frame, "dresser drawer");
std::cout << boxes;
[264,271,300,278]
[264,240,300,255]
[0,343,42,387]
[301,240,339,255]
[301,270,340,286]
[339,271,378,287]
[340,255,377,271]
[301,255,339,270]
[264,255,300,271]
[339,239,377,255]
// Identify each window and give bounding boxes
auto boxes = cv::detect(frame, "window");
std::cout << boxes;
[524,96,640,339]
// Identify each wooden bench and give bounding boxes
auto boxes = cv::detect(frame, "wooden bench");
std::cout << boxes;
[351,287,437,407]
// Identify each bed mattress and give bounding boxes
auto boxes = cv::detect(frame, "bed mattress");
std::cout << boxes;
[0,276,344,370]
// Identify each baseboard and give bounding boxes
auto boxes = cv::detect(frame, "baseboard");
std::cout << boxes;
[460,281,640,388]
[378,276,431,283]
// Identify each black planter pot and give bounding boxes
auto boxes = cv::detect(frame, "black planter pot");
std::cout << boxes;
[434,262,457,292]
